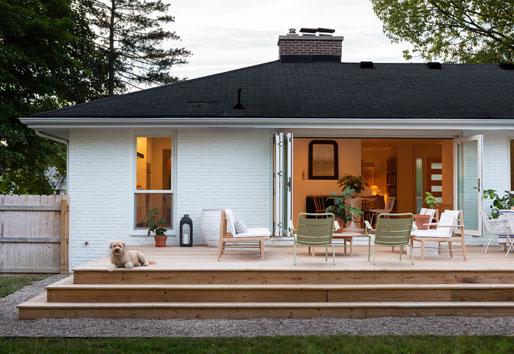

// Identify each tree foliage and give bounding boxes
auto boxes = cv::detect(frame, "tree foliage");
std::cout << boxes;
[0,0,190,194]
[0,0,100,194]
[81,0,191,95]
[371,0,514,63]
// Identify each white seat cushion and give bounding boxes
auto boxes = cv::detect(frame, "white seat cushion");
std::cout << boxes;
[233,227,271,238]
[411,229,450,238]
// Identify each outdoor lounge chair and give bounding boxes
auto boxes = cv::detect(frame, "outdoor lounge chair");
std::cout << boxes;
[293,213,336,265]
[411,210,467,261]
[364,213,414,265]
[217,209,271,261]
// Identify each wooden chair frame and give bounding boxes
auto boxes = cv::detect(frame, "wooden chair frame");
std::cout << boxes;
[410,210,467,261]
[217,209,269,261]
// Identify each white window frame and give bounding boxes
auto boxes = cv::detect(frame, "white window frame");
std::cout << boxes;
[131,131,176,236]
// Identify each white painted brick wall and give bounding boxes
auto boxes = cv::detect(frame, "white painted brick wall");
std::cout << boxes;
[68,128,272,268]
[481,132,512,222]
[175,129,273,245]
[68,129,133,268]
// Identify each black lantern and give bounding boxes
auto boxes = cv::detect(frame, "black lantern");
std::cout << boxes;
[180,214,193,247]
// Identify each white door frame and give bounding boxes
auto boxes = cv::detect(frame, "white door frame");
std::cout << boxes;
[453,135,483,236]
[273,132,293,236]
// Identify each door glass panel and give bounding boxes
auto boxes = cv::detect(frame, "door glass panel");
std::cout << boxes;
[415,158,423,213]
[457,140,478,230]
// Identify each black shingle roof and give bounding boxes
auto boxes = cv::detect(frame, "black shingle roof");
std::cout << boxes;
[31,61,514,119]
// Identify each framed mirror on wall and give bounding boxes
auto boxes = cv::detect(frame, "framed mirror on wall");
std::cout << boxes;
[308,140,338,180]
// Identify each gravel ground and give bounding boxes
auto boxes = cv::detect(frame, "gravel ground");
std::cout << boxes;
[1,275,514,337]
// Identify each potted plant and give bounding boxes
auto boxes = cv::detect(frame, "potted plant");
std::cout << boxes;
[326,187,363,230]
[146,208,167,247]
[483,189,514,219]
[337,175,367,195]
[424,192,438,209]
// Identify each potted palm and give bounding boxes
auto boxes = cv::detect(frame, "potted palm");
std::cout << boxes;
[146,208,167,247]
[326,187,363,230]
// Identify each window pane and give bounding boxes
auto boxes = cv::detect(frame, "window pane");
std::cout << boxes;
[136,137,172,190]
[431,174,442,181]
[135,193,172,228]
[431,185,442,192]
[431,162,442,170]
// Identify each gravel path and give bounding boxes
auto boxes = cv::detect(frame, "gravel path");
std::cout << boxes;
[2,276,514,337]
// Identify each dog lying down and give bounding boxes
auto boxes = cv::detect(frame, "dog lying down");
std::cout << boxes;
[110,240,155,268]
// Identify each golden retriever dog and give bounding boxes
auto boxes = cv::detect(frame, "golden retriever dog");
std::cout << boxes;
[109,240,154,268]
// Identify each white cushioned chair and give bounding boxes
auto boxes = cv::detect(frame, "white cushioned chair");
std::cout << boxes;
[411,210,467,260]
[217,208,271,261]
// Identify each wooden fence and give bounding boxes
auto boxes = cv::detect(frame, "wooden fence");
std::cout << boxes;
[0,195,69,274]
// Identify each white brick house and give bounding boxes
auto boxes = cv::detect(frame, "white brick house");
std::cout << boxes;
[21,29,514,268]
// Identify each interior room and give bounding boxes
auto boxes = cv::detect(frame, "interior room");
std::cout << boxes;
[292,138,454,226]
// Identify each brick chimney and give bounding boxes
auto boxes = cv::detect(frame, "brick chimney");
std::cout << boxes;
[278,28,344,62]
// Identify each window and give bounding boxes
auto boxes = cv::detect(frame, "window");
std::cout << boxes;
[135,136,173,229]
[308,140,338,179]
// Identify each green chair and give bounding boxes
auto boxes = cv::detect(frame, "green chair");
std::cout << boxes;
[294,213,335,265]
[365,213,414,265]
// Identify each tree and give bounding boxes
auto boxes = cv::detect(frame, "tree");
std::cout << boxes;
[0,0,100,194]
[82,0,191,95]
[371,0,514,63]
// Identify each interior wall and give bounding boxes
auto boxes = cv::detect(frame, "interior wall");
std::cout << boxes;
[293,138,454,221]
[361,139,453,213]
[361,147,391,196]
[293,138,361,221]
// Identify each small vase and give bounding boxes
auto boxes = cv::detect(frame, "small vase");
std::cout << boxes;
[154,235,167,247]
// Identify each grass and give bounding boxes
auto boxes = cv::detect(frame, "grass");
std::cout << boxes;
[0,275,47,298]
[0,336,513,354]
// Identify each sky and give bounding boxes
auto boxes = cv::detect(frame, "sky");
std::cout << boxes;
[168,0,415,79]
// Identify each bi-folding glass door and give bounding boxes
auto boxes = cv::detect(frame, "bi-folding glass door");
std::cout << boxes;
[454,135,483,235]
[273,132,293,236]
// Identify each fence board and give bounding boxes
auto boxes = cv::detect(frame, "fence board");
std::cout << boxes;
[0,195,68,274]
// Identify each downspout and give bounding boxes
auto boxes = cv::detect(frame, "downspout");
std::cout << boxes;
[35,130,69,194]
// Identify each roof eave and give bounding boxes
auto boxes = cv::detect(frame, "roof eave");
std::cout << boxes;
[19,117,514,130]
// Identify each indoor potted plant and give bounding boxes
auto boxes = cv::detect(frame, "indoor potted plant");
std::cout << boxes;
[146,208,167,247]
[326,187,363,230]
[337,175,367,196]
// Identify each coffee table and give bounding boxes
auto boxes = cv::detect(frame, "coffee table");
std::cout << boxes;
[333,229,371,259]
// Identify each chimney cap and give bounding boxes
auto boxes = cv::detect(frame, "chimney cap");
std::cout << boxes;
[299,27,336,34]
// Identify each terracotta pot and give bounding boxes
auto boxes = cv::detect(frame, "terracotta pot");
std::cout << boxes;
[414,214,431,230]
[154,235,167,247]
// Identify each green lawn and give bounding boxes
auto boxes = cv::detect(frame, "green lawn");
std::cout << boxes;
[0,275,47,298]
[0,336,513,354]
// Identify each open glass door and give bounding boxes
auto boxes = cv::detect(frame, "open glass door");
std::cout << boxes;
[273,132,293,236]
[454,135,483,235]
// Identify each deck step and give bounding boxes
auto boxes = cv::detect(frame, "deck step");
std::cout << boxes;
[72,268,514,285]
[18,294,514,319]
[46,278,514,303]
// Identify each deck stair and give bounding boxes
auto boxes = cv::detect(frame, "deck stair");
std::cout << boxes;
[18,267,514,319]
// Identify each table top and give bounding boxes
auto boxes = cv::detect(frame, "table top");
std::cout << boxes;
[333,229,367,238]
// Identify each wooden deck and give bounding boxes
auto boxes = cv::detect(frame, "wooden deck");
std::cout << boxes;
[18,244,514,319]
[76,244,514,271]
